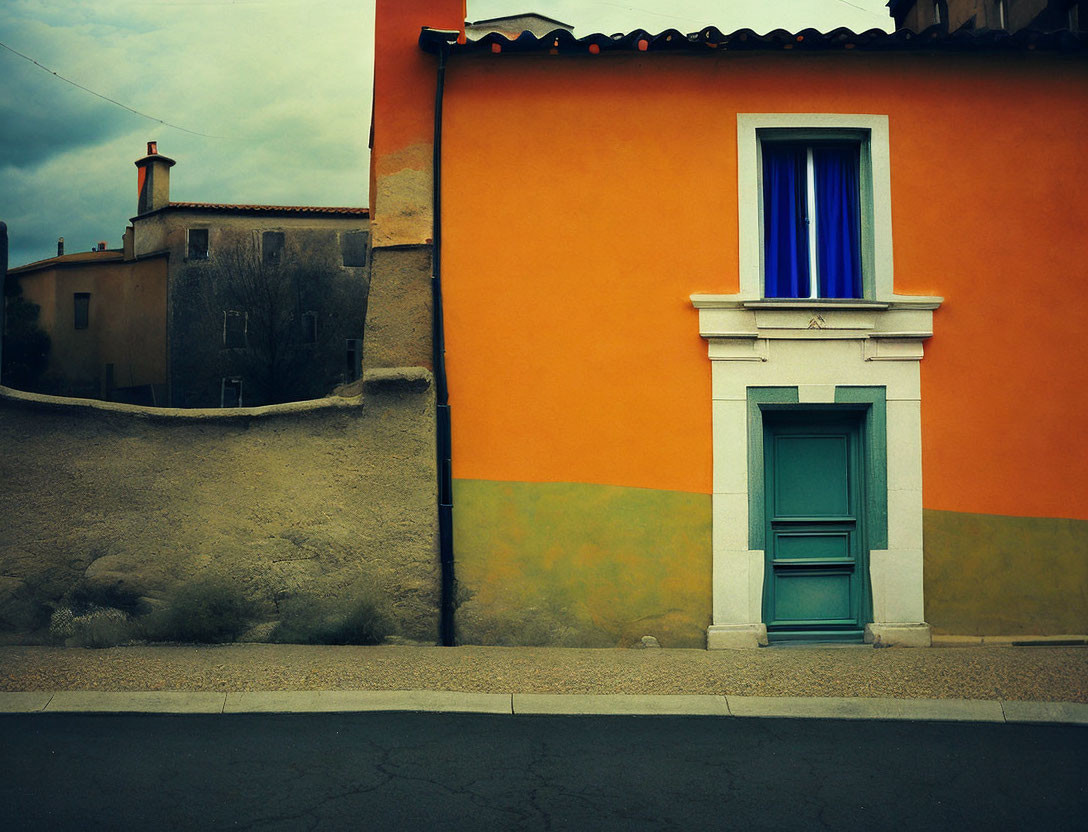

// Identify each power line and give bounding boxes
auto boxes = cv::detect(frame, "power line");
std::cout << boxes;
[832,0,888,18]
[0,40,229,139]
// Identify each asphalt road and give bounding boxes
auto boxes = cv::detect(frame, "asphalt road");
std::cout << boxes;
[2,713,1085,831]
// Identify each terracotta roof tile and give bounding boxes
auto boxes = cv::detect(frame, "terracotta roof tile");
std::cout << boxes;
[420,24,1087,55]
[165,202,369,217]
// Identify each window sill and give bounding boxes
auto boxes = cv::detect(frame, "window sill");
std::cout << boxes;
[691,294,942,346]
[691,295,942,311]
[745,300,890,312]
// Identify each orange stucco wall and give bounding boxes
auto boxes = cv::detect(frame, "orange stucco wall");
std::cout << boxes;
[440,49,1088,520]
[372,0,464,164]
[370,0,464,246]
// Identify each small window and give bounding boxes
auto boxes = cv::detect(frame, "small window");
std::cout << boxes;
[262,231,285,265]
[188,228,209,260]
[300,311,317,345]
[346,339,362,382]
[341,231,369,267]
[223,310,247,348]
[739,115,891,302]
[761,139,862,299]
[221,377,243,408]
[996,0,1007,29]
[74,293,90,329]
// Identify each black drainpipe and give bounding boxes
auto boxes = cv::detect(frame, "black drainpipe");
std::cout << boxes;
[432,41,455,646]
[0,222,7,384]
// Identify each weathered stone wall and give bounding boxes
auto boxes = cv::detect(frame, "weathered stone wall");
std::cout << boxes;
[362,245,433,371]
[166,218,370,408]
[0,381,439,641]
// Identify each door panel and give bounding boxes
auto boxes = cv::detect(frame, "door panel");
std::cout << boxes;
[764,412,866,642]
[773,532,850,561]
[773,435,850,517]
[773,571,853,622]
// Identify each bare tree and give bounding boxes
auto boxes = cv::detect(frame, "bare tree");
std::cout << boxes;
[212,243,310,405]
[172,234,333,407]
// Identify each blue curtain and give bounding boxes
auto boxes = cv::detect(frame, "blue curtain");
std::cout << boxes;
[762,144,809,298]
[813,145,862,298]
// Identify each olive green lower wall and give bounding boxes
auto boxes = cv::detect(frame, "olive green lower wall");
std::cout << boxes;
[452,490,1086,646]
[452,479,712,647]
[924,509,1088,636]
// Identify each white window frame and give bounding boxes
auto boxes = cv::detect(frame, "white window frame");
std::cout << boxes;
[737,114,894,303]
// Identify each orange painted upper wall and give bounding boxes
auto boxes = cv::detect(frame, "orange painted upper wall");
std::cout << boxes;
[371,0,463,246]
[372,0,464,164]
[439,50,1088,518]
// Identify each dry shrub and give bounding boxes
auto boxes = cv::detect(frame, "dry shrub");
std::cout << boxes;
[144,576,258,644]
[269,591,390,645]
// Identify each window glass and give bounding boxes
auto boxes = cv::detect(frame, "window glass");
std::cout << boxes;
[300,311,317,345]
[188,228,209,260]
[340,230,369,267]
[221,378,242,408]
[762,141,862,299]
[224,310,246,348]
[346,339,362,381]
[73,293,90,329]
[262,231,285,265]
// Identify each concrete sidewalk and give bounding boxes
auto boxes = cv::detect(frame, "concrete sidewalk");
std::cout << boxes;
[1,643,1086,724]
[2,690,1086,725]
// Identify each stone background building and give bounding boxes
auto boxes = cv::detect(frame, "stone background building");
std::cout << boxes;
[8,143,371,408]
[888,0,1084,32]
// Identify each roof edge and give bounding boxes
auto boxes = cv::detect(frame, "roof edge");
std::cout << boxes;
[9,250,125,275]
[421,24,1087,55]
[132,202,370,221]
[467,14,574,29]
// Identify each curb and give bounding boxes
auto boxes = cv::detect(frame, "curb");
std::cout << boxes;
[1,692,1085,725]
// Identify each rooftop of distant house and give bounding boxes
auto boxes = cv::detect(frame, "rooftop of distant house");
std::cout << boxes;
[465,13,573,29]
[136,202,370,219]
[9,248,126,275]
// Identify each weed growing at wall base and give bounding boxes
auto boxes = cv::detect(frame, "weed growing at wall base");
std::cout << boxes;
[269,591,391,645]
[145,576,259,644]
[49,607,135,648]
[62,580,148,618]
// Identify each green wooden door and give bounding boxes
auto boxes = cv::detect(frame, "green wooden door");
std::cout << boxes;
[763,412,867,642]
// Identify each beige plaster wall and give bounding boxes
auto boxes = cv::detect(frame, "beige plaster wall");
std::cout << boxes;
[0,382,440,641]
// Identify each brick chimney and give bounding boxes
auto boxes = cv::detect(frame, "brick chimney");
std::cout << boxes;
[134,141,176,215]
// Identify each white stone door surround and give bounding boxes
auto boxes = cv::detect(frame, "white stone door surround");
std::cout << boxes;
[692,298,941,648]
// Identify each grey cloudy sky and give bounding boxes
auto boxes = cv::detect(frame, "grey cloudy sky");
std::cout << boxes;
[1,1,892,267]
